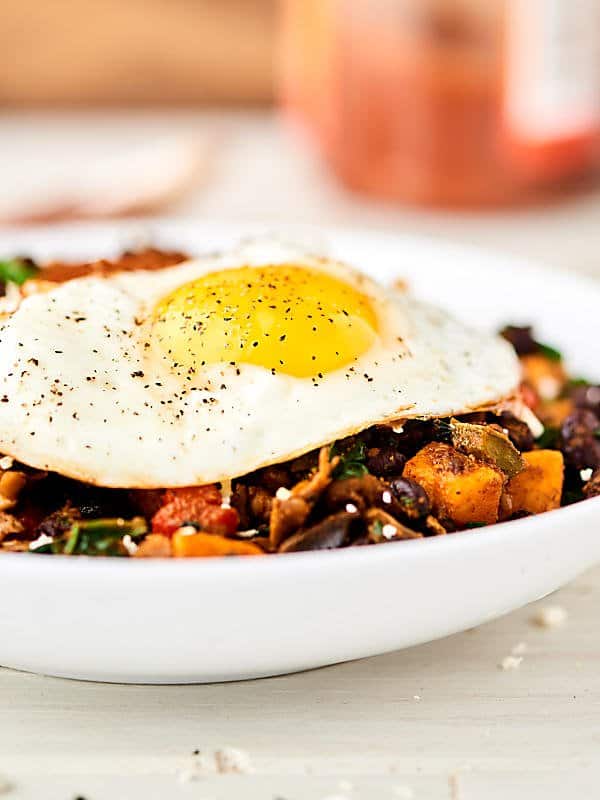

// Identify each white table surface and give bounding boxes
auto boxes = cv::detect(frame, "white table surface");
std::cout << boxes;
[1,111,599,800]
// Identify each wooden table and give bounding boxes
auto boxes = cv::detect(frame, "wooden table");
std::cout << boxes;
[1,111,599,800]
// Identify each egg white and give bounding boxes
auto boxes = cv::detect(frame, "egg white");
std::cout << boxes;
[0,241,520,487]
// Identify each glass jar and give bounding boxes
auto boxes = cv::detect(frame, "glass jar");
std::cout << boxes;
[279,0,600,207]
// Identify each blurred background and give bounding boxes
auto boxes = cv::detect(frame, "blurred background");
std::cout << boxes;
[0,0,276,107]
[2,0,600,272]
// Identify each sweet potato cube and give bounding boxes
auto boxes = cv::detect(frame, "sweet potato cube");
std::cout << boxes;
[172,531,263,558]
[404,442,504,527]
[506,450,564,516]
[520,353,567,400]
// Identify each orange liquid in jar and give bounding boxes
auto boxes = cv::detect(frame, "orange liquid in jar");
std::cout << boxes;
[280,0,600,208]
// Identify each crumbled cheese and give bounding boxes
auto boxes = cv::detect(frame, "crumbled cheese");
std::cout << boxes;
[505,400,544,438]
[345,503,358,514]
[518,405,544,438]
[275,487,292,501]
[214,747,255,774]
[499,655,523,671]
[178,747,254,783]
[538,376,561,401]
[533,605,568,628]
[580,468,593,482]
[382,490,392,505]
[0,456,14,471]
[28,533,53,551]
[236,528,259,539]
[2,282,21,313]
[382,524,397,540]
[511,641,528,656]
[177,525,198,537]
[586,386,600,405]
[220,478,232,508]
[448,773,462,800]
[122,534,138,555]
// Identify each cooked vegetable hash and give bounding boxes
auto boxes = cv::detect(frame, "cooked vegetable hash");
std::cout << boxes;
[0,251,598,558]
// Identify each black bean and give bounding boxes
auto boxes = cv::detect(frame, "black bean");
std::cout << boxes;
[389,477,431,520]
[571,384,600,416]
[388,419,436,457]
[366,447,406,477]
[495,412,535,452]
[36,507,78,539]
[560,409,600,470]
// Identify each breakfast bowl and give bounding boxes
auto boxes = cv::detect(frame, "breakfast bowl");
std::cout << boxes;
[0,220,598,683]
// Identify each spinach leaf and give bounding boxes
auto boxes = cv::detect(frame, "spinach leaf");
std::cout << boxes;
[32,517,147,556]
[537,342,562,362]
[0,258,39,286]
[331,439,369,480]
[536,426,559,449]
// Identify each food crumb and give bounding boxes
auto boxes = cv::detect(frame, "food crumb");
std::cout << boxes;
[215,747,255,774]
[122,534,138,555]
[511,641,528,656]
[382,524,397,539]
[413,694,422,701]
[28,533,53,551]
[448,772,462,800]
[178,750,217,781]
[499,655,523,671]
[532,605,568,628]
[393,786,414,798]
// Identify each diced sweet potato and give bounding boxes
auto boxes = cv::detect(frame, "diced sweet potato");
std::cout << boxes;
[537,398,573,427]
[506,450,564,516]
[403,442,504,527]
[521,354,567,401]
[172,531,264,558]
[134,533,172,558]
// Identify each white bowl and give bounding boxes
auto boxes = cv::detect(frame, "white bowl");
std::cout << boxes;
[0,220,598,683]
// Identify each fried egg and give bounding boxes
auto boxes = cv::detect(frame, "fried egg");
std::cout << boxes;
[0,241,520,487]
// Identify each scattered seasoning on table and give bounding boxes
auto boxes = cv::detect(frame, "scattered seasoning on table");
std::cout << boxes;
[499,655,523,671]
[532,605,568,628]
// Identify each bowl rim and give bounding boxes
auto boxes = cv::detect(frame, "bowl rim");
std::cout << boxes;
[0,492,598,576]
[3,215,600,294]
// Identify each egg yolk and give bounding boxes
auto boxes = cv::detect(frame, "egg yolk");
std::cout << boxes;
[152,264,379,378]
